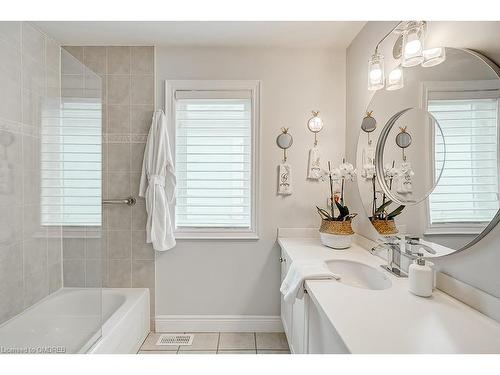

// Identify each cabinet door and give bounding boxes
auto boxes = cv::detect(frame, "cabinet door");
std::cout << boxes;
[291,295,305,353]
[280,251,292,340]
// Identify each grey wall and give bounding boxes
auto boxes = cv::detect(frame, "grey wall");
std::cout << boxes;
[346,21,500,298]
[154,46,346,317]
[0,22,62,324]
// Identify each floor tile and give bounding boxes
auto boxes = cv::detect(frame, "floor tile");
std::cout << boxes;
[257,349,291,354]
[219,332,256,350]
[181,332,219,351]
[178,350,216,354]
[256,332,289,350]
[217,350,256,354]
[138,350,177,354]
[139,332,179,351]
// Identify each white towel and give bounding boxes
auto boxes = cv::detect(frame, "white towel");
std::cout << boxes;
[307,146,321,179]
[139,110,176,251]
[280,260,340,304]
[277,163,292,195]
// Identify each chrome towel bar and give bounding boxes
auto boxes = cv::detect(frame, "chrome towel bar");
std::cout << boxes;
[102,197,137,206]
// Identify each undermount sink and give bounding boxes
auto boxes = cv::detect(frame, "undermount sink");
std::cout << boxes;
[325,260,392,290]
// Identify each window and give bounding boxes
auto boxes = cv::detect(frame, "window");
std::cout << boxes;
[426,81,499,232]
[167,81,260,239]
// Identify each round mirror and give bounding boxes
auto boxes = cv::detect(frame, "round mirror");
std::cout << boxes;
[356,48,500,257]
[276,131,293,149]
[375,107,446,205]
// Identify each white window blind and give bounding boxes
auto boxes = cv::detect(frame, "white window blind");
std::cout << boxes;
[41,96,102,226]
[428,96,499,225]
[174,92,252,229]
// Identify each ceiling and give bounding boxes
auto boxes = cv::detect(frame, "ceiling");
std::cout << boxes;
[34,21,365,49]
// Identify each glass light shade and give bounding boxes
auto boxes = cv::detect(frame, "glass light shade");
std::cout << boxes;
[421,47,446,67]
[307,113,323,132]
[368,53,385,91]
[386,65,404,91]
[402,22,425,67]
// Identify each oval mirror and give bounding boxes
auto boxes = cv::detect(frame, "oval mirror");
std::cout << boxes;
[356,48,500,257]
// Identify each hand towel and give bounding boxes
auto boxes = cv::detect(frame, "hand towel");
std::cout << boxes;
[280,259,341,304]
[277,163,292,195]
[307,146,321,179]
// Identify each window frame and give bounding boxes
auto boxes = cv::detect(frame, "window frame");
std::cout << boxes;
[166,80,260,240]
[422,79,500,235]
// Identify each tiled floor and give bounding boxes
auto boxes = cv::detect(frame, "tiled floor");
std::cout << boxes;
[138,332,290,354]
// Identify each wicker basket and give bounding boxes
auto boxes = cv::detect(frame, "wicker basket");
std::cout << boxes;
[319,219,354,235]
[371,219,398,235]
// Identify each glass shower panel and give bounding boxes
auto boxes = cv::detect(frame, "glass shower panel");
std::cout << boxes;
[57,48,104,352]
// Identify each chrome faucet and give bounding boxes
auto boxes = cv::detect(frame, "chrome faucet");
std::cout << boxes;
[371,237,425,278]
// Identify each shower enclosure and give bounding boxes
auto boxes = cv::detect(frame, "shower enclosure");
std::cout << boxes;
[0,23,104,353]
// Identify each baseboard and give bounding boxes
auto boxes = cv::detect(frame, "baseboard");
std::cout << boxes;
[155,315,283,333]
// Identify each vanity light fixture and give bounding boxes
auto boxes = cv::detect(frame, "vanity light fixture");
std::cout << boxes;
[421,47,446,67]
[386,64,404,91]
[367,21,445,92]
[401,21,425,67]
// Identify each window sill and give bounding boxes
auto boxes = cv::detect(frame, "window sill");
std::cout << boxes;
[174,230,259,241]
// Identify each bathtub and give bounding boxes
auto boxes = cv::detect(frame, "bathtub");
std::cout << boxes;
[0,288,150,354]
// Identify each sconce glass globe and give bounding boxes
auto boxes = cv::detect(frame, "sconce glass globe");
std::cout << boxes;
[307,111,324,132]
[402,21,425,67]
[421,47,446,67]
[368,53,385,91]
[386,65,404,91]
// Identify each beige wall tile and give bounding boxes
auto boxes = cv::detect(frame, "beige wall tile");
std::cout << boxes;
[108,172,131,198]
[0,22,21,48]
[131,105,154,134]
[107,143,131,171]
[47,237,62,265]
[62,46,83,62]
[108,230,131,259]
[85,259,103,287]
[22,23,45,64]
[107,46,131,74]
[0,74,22,123]
[131,46,154,75]
[85,236,105,259]
[0,37,22,83]
[132,203,147,230]
[63,259,85,287]
[22,54,45,94]
[131,75,154,105]
[48,262,62,293]
[108,105,130,134]
[62,238,85,259]
[107,75,130,105]
[107,204,132,230]
[84,46,106,74]
[45,37,60,71]
[132,231,154,260]
[108,259,131,287]
[0,243,23,324]
[132,259,154,289]
[23,266,48,307]
[130,142,146,172]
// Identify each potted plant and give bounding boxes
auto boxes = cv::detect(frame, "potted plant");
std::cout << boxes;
[316,160,357,249]
[370,162,405,235]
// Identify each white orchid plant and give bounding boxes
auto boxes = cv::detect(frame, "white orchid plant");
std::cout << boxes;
[370,161,405,221]
[316,159,358,222]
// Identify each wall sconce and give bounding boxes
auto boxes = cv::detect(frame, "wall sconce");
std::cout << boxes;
[367,21,445,92]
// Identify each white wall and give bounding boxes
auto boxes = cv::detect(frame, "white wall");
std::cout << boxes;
[346,21,500,298]
[155,47,346,316]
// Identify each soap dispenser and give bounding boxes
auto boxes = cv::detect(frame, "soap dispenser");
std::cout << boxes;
[408,256,433,297]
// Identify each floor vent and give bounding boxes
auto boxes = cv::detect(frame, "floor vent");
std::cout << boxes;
[156,334,194,346]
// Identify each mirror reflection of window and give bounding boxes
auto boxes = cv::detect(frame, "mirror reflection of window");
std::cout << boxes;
[427,82,499,232]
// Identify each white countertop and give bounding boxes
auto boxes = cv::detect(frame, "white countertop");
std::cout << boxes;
[278,237,500,354]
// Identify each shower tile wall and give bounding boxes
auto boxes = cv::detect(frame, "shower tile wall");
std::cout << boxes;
[62,46,155,319]
[0,22,62,324]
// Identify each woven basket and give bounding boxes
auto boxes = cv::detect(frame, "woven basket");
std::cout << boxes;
[319,219,354,235]
[371,219,398,235]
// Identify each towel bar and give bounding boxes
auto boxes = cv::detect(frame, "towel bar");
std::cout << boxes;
[102,197,136,206]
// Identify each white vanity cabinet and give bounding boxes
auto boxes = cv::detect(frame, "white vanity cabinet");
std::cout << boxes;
[280,248,350,354]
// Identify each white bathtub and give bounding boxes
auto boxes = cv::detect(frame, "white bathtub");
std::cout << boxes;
[0,288,150,354]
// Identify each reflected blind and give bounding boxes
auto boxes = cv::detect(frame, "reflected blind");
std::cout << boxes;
[428,97,499,224]
[174,93,252,228]
[41,97,102,226]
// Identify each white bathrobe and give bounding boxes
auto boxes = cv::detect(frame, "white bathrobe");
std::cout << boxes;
[139,110,176,251]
